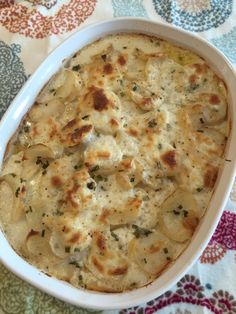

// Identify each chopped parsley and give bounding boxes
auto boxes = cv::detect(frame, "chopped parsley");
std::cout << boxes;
[69,260,81,268]
[65,246,71,253]
[132,225,152,238]
[163,248,168,254]
[26,206,33,214]
[101,54,107,62]
[87,181,96,190]
[130,177,135,182]
[53,209,64,216]
[148,119,157,128]
[111,231,119,241]
[23,125,30,133]
[90,165,100,172]
[72,64,81,71]
[15,187,21,198]
[132,85,138,91]
[81,115,90,120]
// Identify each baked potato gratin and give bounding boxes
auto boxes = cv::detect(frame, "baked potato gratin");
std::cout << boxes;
[0,34,229,292]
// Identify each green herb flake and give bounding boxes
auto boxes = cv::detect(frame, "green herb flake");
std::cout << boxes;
[101,54,107,62]
[69,260,81,268]
[82,115,90,120]
[72,64,81,71]
[183,210,188,217]
[74,164,82,170]
[15,187,21,198]
[148,119,157,128]
[53,209,64,216]
[25,206,33,214]
[196,187,203,192]
[111,231,119,242]
[132,225,152,238]
[23,125,30,133]
[132,85,138,91]
[173,209,180,215]
[163,248,168,254]
[65,246,71,253]
[90,165,100,172]
[87,181,96,190]
[41,229,45,237]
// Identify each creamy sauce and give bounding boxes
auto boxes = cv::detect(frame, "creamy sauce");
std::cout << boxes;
[0,34,229,292]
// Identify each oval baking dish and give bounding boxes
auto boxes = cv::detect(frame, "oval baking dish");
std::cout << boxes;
[0,18,236,310]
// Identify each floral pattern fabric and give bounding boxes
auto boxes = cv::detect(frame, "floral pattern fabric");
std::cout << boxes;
[0,1,236,313]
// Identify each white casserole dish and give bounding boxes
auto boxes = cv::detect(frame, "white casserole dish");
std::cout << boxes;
[0,18,236,310]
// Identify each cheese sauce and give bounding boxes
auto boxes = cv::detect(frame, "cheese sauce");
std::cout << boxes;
[0,34,229,292]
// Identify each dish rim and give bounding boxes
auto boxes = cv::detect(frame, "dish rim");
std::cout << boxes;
[0,17,236,310]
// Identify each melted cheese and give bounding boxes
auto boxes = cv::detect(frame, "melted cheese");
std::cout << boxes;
[0,33,229,292]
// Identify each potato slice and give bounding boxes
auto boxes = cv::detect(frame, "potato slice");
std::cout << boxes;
[159,189,199,242]
[0,174,25,223]
[26,229,53,257]
[194,127,226,157]
[37,70,82,103]
[187,93,227,127]
[129,230,186,276]
[101,197,142,225]
[23,144,55,160]
[87,232,129,280]
[49,230,69,259]
[0,181,14,223]
[29,99,64,123]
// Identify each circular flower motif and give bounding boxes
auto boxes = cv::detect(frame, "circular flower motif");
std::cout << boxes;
[200,242,227,264]
[175,0,210,13]
[176,274,204,298]
[211,290,236,313]
[0,0,97,38]
[211,211,236,250]
[152,0,233,32]
[0,40,27,119]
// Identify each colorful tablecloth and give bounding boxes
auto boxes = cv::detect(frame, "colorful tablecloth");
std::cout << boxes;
[0,1,236,313]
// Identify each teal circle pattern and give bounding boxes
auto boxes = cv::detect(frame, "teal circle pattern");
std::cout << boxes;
[0,41,27,119]
[112,0,148,17]
[211,26,236,63]
[152,0,233,32]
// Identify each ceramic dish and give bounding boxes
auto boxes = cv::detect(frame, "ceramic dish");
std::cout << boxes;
[0,18,236,310]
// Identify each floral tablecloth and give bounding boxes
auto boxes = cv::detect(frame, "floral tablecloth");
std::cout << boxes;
[0,1,236,313]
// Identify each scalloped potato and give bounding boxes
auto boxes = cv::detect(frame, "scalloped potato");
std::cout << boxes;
[0,33,229,292]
